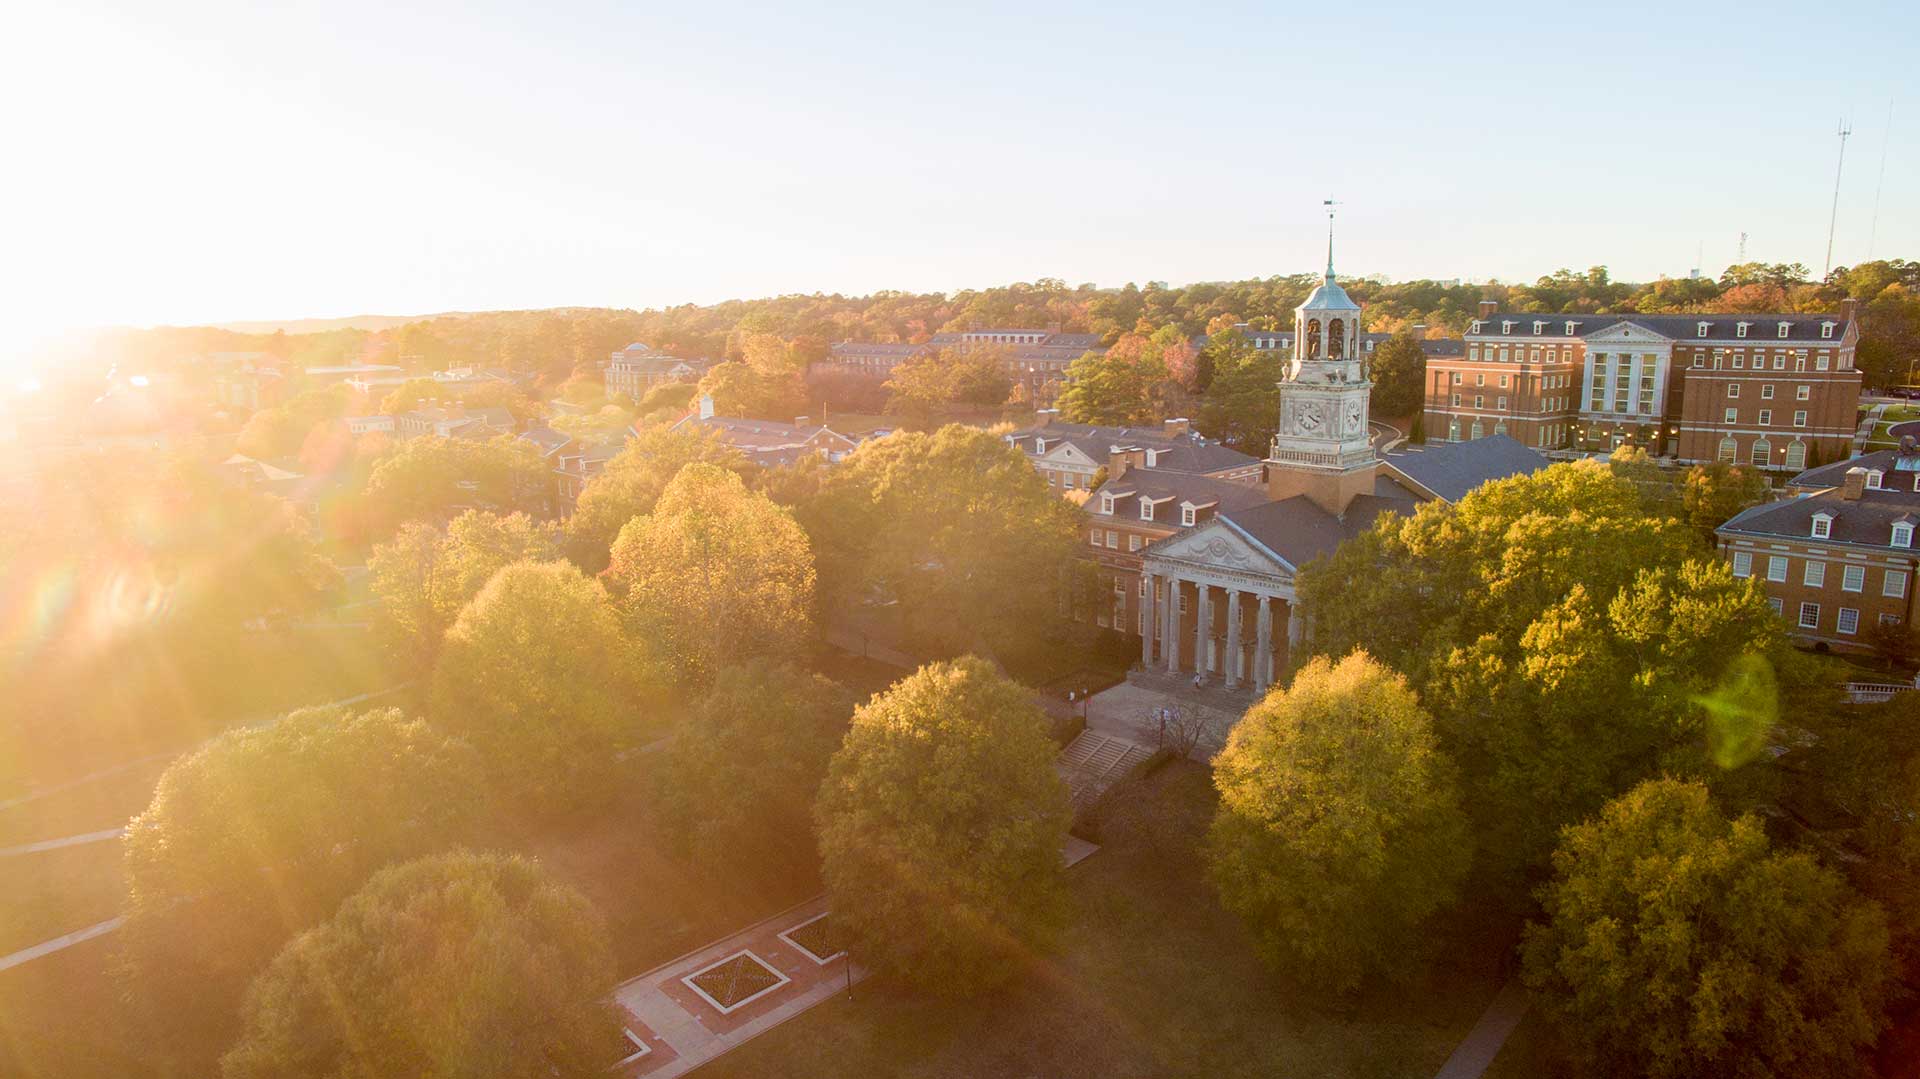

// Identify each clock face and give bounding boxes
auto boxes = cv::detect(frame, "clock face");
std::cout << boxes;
[1346,399,1364,431]
[1298,403,1324,433]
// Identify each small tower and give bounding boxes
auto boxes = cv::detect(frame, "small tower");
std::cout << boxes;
[1265,208,1379,514]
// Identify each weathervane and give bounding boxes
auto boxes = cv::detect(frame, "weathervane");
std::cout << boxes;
[1322,198,1341,279]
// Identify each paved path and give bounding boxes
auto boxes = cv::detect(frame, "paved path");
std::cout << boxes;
[1084,681,1238,761]
[1432,977,1529,1079]
[0,916,124,973]
[0,827,124,858]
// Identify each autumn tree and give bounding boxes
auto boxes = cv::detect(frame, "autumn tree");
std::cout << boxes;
[1366,331,1427,418]
[121,706,484,1046]
[562,425,751,571]
[366,510,559,676]
[1680,461,1772,543]
[798,424,1082,661]
[604,463,815,682]
[1195,329,1283,453]
[430,561,655,809]
[1057,337,1166,424]
[815,657,1071,994]
[1206,652,1470,993]
[356,435,549,540]
[222,851,619,1079]
[1523,779,1891,1079]
[654,662,849,864]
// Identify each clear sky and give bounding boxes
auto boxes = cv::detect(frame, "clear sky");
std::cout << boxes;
[4,0,1916,366]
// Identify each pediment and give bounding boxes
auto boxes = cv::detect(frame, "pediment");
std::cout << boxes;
[1147,519,1285,575]
[1043,442,1096,466]
[1585,321,1673,345]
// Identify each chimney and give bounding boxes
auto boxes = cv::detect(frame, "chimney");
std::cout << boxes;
[794,415,810,427]
[1108,446,1146,479]
[1837,298,1860,324]
[1036,408,1058,427]
[1842,467,1868,500]
[1046,321,1063,335]
[699,394,715,420]
[1163,417,1191,437]
[1477,300,1499,319]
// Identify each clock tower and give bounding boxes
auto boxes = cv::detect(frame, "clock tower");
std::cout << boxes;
[1264,218,1380,515]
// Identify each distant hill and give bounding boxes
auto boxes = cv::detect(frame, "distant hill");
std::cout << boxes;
[207,307,631,335]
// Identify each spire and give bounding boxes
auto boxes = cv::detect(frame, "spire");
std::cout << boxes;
[1323,198,1338,281]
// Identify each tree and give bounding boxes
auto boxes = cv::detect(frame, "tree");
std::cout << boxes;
[430,561,655,809]
[1367,332,1427,418]
[637,380,698,417]
[1056,341,1166,424]
[357,435,549,540]
[1196,335,1283,453]
[1680,461,1771,544]
[562,425,751,571]
[1522,779,1892,1079]
[797,425,1083,661]
[604,463,815,682]
[222,851,619,1079]
[367,510,559,676]
[120,706,484,1045]
[815,657,1070,994]
[1206,652,1470,994]
[654,662,848,864]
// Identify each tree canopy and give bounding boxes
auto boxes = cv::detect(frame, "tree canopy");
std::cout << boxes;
[1522,779,1892,1079]
[222,851,619,1079]
[430,560,655,809]
[562,425,751,571]
[356,435,549,540]
[814,657,1070,994]
[120,706,484,1042]
[604,463,815,682]
[1206,652,1470,993]
[1366,331,1427,418]
[367,510,559,677]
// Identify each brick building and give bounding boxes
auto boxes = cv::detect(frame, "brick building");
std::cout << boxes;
[1424,299,1863,469]
[823,328,1104,407]
[1003,416,1263,493]
[1717,449,1920,651]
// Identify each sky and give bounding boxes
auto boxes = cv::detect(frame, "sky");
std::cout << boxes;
[3,0,1917,371]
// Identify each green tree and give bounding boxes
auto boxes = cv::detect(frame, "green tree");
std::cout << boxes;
[430,561,654,809]
[1680,461,1771,544]
[357,435,548,540]
[1367,331,1427,418]
[562,425,751,572]
[1056,339,1166,424]
[1522,779,1892,1079]
[815,657,1071,994]
[1196,332,1283,453]
[121,706,484,1046]
[1206,652,1470,994]
[604,463,815,682]
[637,380,698,416]
[367,510,559,676]
[654,662,849,864]
[222,851,619,1079]
[799,425,1082,661]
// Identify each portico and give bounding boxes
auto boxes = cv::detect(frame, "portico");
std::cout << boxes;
[1138,524,1302,695]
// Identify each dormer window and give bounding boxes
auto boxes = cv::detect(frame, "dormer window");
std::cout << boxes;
[1821,321,1836,339]
[1697,321,1709,338]
[1144,449,1159,467]
[1778,322,1791,339]
[1501,320,1514,335]
[1099,493,1115,514]
[1868,469,1885,490]
[1469,320,1483,334]
[1896,523,1914,549]
[1565,320,1578,335]
[1532,320,1545,335]
[1812,513,1833,539]
[1034,437,1047,454]
[1737,322,1750,338]
[1181,504,1196,527]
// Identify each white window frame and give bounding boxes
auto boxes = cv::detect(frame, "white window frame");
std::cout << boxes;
[1798,601,1820,629]
[1886,569,1909,598]
[1804,561,1825,587]
[1731,551,1752,577]
[1843,564,1865,592]
[1766,556,1788,582]
[1811,514,1832,539]
[1838,608,1859,635]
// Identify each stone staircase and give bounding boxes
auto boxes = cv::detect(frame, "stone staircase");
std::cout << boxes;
[1056,731,1152,814]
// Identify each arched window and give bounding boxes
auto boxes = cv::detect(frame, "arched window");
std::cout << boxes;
[1784,440,1807,471]
[1469,421,1484,440]
[1328,319,1344,358]
[1750,438,1771,467]
[1493,421,1507,436]
[1306,319,1322,359]
[1717,437,1738,463]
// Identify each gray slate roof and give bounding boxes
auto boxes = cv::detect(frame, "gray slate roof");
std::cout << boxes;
[1220,479,1418,568]
[1720,485,1920,550]
[1787,449,1920,490]
[1092,470,1271,525]
[1008,421,1260,476]
[1382,434,1549,504]
[1468,312,1854,344]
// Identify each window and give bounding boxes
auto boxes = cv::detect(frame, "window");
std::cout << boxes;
[1697,321,1709,337]
[1737,321,1750,338]
[1497,396,1507,410]
[1718,437,1738,463]
[1180,505,1196,527]
[1796,385,1810,400]
[1727,384,1740,398]
[1838,608,1859,635]
[1499,374,1510,388]
[1894,524,1914,549]
[1794,410,1808,427]
[1758,410,1772,426]
[1470,421,1484,439]
[1843,564,1866,592]
[1751,438,1771,466]
[1767,556,1788,582]
[1501,320,1514,334]
[1798,602,1820,629]
[1105,530,1118,549]
[1451,393,1460,406]
[1475,395,1485,408]
[1731,551,1752,577]
[1532,320,1545,335]
[1816,354,1830,371]
[1804,560,1825,587]
[1769,597,1785,615]
[1785,441,1807,470]
[1724,407,1738,423]
[1812,514,1832,539]
[1128,534,1142,552]
[1774,356,1786,370]
[1138,577,1148,596]
[1822,322,1836,339]
[1733,355,1744,369]
[1099,493,1114,514]
[1887,570,1909,598]
[1779,322,1791,339]
[1468,346,1479,361]
[1692,353,1704,368]
[1089,528,1101,547]
[1476,373,1485,387]
[1452,371,1463,384]
[1761,384,1774,399]
[1882,613,1904,626]
[1868,470,1885,490]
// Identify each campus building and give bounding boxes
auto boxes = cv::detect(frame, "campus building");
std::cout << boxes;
[1717,448,1920,652]
[823,328,1105,407]
[1084,249,1546,695]
[1003,416,1264,492]
[1423,300,1863,468]
[603,343,715,400]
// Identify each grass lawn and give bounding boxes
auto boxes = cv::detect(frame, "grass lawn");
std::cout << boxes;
[702,761,1528,1079]
[0,841,126,956]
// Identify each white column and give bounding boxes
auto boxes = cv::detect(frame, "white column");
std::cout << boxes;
[1254,594,1272,692]
[1163,576,1181,674]
[1285,601,1303,662]
[1140,572,1155,667]
[1193,582,1209,680]
[1224,589,1242,689]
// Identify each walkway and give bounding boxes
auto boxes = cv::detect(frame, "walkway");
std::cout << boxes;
[0,827,124,858]
[1056,731,1151,813]
[0,916,124,973]
[1084,680,1240,761]
[1432,977,1529,1079]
